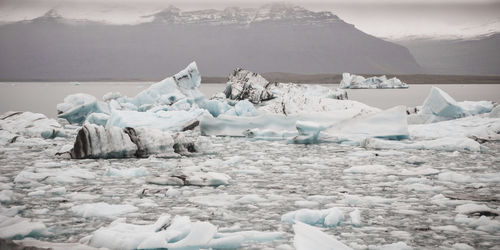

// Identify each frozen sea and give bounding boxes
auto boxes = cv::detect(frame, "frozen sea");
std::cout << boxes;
[0,82,500,249]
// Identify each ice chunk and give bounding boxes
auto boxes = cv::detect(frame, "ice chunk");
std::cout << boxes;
[14,167,95,184]
[293,221,352,250]
[282,208,345,227]
[0,190,14,203]
[320,106,409,143]
[147,171,230,186]
[340,73,408,89]
[409,115,500,140]
[0,215,50,239]
[489,105,500,118]
[71,202,138,218]
[454,214,500,233]
[103,92,122,102]
[57,93,110,124]
[343,195,394,207]
[343,164,391,174]
[0,111,65,139]
[105,167,149,178]
[371,242,413,250]
[349,209,361,227]
[421,87,466,118]
[69,124,198,159]
[85,113,110,127]
[458,100,494,116]
[455,203,499,216]
[106,109,204,132]
[165,222,217,249]
[362,137,481,152]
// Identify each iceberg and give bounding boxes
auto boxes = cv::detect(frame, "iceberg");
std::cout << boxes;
[409,87,494,124]
[282,208,345,227]
[339,73,408,89]
[69,124,201,159]
[224,68,275,104]
[0,111,66,139]
[57,93,110,125]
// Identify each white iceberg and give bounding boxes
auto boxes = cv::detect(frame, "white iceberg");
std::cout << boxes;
[0,111,66,139]
[339,73,408,89]
[409,87,494,124]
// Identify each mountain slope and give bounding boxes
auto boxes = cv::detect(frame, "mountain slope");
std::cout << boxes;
[397,33,500,75]
[0,4,421,80]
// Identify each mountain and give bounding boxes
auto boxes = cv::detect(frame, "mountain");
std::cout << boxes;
[396,33,500,75]
[0,4,421,81]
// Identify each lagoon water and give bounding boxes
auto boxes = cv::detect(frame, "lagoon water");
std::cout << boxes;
[1,82,500,117]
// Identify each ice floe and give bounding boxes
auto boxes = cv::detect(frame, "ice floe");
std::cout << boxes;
[0,111,66,139]
[0,215,50,239]
[339,73,408,89]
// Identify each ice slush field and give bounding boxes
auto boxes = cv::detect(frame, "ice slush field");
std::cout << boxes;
[1,64,500,249]
[1,136,500,249]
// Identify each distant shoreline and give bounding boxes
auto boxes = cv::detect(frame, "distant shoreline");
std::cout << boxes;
[1,74,500,85]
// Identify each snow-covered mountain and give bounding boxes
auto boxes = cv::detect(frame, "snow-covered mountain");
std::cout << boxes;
[0,4,422,80]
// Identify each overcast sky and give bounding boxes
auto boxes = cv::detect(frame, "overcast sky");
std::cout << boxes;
[1,0,499,39]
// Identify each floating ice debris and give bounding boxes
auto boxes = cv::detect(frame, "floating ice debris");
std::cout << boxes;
[146,171,231,186]
[408,87,494,124]
[362,137,482,152]
[454,214,500,233]
[349,209,361,227]
[343,164,391,174]
[69,124,200,159]
[293,221,352,250]
[86,214,282,250]
[370,241,413,250]
[0,111,65,139]
[71,202,139,218]
[0,205,24,217]
[339,73,408,89]
[0,215,50,239]
[57,93,110,125]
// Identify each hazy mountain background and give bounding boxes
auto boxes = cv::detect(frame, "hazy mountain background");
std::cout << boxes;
[0,4,422,80]
[0,2,499,80]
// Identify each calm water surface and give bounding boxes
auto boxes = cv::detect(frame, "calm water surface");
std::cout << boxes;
[1,82,499,117]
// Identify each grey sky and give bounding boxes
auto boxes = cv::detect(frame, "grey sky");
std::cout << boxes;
[1,0,499,39]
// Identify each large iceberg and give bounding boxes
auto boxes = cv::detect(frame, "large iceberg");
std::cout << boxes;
[68,124,201,159]
[408,87,494,124]
[339,73,408,89]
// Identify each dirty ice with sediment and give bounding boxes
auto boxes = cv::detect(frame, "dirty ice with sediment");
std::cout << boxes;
[0,62,499,249]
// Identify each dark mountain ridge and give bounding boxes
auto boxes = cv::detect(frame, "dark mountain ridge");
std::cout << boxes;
[0,4,422,81]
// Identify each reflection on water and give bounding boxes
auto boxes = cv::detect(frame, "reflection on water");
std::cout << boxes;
[0,82,499,117]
